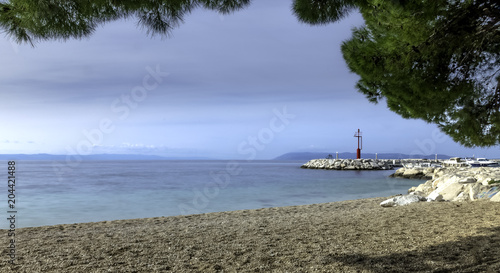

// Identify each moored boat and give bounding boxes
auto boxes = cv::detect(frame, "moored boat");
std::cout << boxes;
[442,157,469,167]
[470,158,499,167]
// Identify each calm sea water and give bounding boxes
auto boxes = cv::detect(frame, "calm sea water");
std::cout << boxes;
[2,160,421,228]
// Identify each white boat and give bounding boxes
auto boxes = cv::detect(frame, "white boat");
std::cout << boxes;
[421,162,442,168]
[402,162,442,169]
[465,157,479,166]
[468,158,499,167]
[442,157,469,167]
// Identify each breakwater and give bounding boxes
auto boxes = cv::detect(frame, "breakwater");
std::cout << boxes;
[381,166,500,206]
[301,158,444,170]
[301,159,394,170]
[407,166,500,202]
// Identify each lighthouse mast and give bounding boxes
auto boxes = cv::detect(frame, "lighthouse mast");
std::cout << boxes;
[354,129,362,159]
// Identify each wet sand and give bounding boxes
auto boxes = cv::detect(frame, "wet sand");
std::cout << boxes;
[2,197,500,272]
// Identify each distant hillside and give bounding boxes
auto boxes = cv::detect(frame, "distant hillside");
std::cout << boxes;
[0,154,211,161]
[274,152,452,161]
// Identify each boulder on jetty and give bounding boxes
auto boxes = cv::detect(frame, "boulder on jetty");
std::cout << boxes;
[382,166,500,206]
[301,159,393,170]
[389,167,434,180]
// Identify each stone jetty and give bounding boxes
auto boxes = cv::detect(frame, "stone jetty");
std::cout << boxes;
[409,166,500,202]
[381,166,500,206]
[301,159,394,170]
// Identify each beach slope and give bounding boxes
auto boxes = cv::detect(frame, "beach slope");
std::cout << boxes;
[2,197,500,272]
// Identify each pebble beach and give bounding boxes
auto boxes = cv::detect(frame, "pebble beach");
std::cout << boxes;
[2,197,500,272]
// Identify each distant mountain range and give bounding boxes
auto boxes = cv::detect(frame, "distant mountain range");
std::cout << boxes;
[0,152,453,161]
[273,152,452,161]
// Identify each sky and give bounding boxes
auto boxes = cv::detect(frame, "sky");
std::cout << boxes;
[1,0,499,160]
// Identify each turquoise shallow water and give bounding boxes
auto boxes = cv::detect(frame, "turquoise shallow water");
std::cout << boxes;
[1,160,421,228]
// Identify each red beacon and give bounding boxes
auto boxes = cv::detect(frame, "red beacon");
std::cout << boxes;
[354,129,362,159]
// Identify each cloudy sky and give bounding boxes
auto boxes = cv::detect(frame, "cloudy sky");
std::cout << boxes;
[1,0,498,159]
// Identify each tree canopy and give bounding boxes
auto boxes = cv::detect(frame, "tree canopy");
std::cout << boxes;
[294,0,500,147]
[0,0,250,45]
[2,0,499,147]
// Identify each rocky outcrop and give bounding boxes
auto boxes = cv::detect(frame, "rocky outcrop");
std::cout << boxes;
[301,159,393,170]
[491,192,500,202]
[389,167,435,180]
[381,166,500,207]
[406,167,500,203]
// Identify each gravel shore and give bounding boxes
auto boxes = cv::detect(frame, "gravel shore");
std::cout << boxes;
[2,197,500,272]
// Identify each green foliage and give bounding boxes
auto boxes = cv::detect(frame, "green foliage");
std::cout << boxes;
[294,0,500,147]
[488,179,500,185]
[292,0,364,24]
[0,0,250,45]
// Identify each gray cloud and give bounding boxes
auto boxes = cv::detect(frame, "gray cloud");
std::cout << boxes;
[1,1,498,158]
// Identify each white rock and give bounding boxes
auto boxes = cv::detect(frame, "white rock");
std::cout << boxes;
[469,184,483,201]
[423,168,435,177]
[459,177,476,183]
[403,168,423,177]
[380,198,397,207]
[437,182,464,201]
[409,190,425,196]
[408,187,417,193]
[426,191,443,202]
[432,176,448,188]
[414,180,434,195]
[475,173,499,185]
[453,192,469,202]
[491,192,500,202]
[394,168,406,176]
[380,195,425,207]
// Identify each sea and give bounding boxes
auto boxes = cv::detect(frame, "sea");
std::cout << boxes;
[2,160,422,228]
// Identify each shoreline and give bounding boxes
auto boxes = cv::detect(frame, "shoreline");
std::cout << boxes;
[2,196,500,272]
